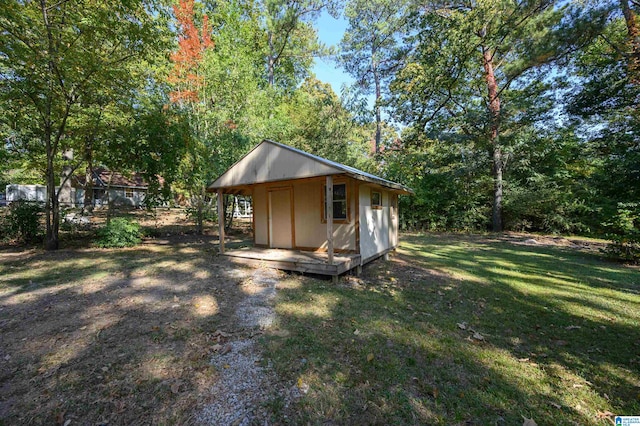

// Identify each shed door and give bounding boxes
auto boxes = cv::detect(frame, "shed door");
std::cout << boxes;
[269,188,293,249]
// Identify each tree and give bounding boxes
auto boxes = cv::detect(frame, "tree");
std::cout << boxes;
[262,0,334,89]
[391,0,601,231]
[567,1,640,229]
[283,77,357,161]
[0,0,166,249]
[620,0,640,81]
[340,0,409,155]
[169,0,214,104]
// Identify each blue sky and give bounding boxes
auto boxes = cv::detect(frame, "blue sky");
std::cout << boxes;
[311,11,354,95]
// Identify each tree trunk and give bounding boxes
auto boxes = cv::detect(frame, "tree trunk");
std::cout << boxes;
[106,173,114,225]
[482,45,503,232]
[45,138,59,250]
[372,47,381,155]
[195,188,205,235]
[267,32,275,87]
[195,197,204,235]
[225,195,235,231]
[84,140,93,211]
[42,0,59,250]
[621,0,640,81]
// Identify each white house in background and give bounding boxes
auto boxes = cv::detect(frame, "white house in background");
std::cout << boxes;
[6,168,150,207]
[207,139,413,278]
[5,184,47,203]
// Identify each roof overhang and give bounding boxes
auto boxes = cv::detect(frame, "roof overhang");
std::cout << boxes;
[207,140,413,195]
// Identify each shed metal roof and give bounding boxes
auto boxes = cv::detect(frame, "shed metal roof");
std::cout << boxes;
[207,140,413,194]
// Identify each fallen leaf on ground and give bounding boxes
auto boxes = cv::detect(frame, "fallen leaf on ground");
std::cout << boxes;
[522,417,537,426]
[170,382,181,394]
[596,411,615,420]
[366,353,374,362]
[518,358,530,362]
[297,377,310,394]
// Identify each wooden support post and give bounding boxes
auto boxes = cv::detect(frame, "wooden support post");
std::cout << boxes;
[217,189,225,254]
[326,175,334,266]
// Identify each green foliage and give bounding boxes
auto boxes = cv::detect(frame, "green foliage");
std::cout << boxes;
[0,0,171,249]
[0,201,44,244]
[501,129,597,234]
[283,77,372,168]
[262,0,334,89]
[0,168,42,193]
[563,3,640,240]
[95,218,142,248]
[387,0,602,231]
[383,139,491,231]
[185,196,216,235]
[602,203,640,263]
[340,0,410,153]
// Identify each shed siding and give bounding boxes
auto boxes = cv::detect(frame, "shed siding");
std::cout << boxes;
[213,142,342,188]
[389,193,398,247]
[292,179,356,251]
[251,178,357,251]
[253,185,268,245]
[359,184,391,260]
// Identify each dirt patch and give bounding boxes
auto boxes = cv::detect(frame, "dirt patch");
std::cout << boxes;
[0,238,282,425]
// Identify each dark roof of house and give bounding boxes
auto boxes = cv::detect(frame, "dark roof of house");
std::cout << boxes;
[73,168,148,189]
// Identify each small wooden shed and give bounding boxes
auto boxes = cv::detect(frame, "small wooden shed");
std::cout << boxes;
[208,139,413,277]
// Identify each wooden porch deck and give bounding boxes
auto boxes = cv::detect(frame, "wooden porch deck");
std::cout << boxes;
[223,247,361,276]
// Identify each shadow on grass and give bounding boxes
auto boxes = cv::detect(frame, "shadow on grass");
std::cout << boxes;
[264,233,640,425]
[0,237,251,425]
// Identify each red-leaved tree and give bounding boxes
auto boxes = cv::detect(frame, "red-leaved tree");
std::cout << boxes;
[169,0,213,104]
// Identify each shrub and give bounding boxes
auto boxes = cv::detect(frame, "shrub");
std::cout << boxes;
[95,217,141,248]
[602,203,640,264]
[0,201,43,244]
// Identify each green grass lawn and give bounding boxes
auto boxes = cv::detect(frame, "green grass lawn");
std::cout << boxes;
[264,233,640,425]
